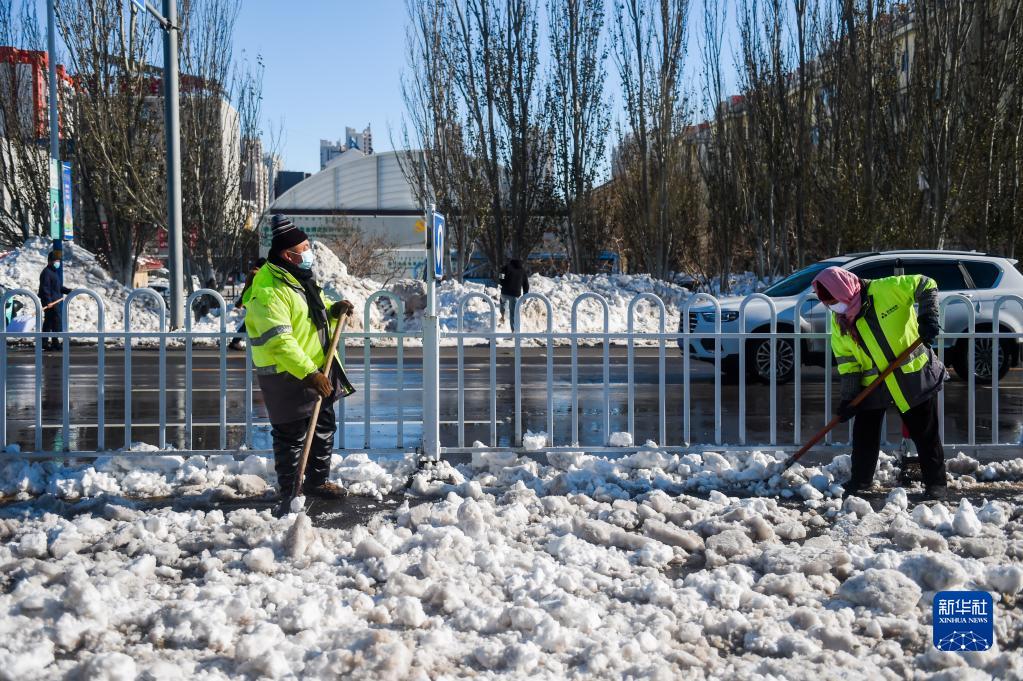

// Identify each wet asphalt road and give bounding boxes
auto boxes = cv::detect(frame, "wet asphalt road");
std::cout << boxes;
[3,345,1022,454]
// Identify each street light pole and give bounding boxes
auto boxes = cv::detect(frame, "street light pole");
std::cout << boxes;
[161,0,184,328]
[46,0,65,286]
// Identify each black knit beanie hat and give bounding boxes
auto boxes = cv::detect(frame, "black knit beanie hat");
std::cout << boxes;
[269,214,308,253]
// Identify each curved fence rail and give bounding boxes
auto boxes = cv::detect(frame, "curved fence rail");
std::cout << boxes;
[0,287,1020,459]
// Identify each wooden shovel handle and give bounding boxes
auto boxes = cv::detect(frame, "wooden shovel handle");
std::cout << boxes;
[781,338,924,470]
[292,312,351,498]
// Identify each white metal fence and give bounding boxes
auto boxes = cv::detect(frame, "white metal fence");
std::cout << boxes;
[1,286,1021,460]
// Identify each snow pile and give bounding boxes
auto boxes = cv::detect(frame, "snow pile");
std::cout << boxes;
[518,272,688,336]
[0,237,163,333]
[310,241,389,333]
[0,449,1021,678]
[0,237,244,340]
[0,447,417,503]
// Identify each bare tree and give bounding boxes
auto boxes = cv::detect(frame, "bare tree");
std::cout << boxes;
[548,0,611,273]
[177,0,265,287]
[398,0,488,282]
[611,0,698,279]
[0,0,54,245]
[324,216,403,283]
[450,0,556,274]
[56,0,165,284]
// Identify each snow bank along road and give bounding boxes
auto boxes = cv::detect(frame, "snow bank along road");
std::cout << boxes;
[4,346,1021,453]
[0,446,1022,679]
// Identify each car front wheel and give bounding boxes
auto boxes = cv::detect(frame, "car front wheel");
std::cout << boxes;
[747,337,796,384]
[951,338,1012,382]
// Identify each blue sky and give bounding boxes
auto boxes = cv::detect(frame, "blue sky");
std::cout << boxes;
[234,2,409,173]
[235,1,738,174]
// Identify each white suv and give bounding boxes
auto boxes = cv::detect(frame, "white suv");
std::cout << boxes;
[680,251,1023,383]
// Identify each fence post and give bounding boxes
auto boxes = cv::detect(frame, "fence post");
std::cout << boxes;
[422,208,441,461]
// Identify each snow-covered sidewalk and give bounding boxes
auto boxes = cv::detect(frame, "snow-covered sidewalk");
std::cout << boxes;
[0,448,1021,679]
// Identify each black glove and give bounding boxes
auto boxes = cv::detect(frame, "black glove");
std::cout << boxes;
[837,399,858,423]
[330,300,355,319]
[301,371,332,398]
[918,321,940,348]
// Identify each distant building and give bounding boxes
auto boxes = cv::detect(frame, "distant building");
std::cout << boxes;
[319,124,373,169]
[264,149,424,278]
[274,170,311,198]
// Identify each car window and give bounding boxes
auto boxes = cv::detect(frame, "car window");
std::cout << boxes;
[899,260,967,290]
[963,261,1001,289]
[848,260,896,280]
[762,262,833,297]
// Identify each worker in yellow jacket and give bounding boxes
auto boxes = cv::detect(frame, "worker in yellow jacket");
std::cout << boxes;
[812,266,948,500]
[245,215,355,514]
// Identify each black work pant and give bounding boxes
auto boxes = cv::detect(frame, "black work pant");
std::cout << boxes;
[270,405,336,496]
[42,309,61,349]
[851,394,946,487]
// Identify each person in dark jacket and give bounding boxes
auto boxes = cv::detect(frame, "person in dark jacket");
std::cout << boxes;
[499,258,529,332]
[229,257,266,350]
[38,250,71,351]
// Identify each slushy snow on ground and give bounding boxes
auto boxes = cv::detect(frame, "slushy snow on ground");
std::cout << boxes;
[0,446,1021,678]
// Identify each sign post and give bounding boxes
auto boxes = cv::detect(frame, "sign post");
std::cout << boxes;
[421,206,443,461]
[61,161,73,241]
[48,159,60,240]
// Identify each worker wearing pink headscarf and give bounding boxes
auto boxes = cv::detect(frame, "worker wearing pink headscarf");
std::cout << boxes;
[812,266,948,501]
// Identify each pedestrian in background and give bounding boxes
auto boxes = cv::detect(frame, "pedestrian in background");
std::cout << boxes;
[38,250,71,351]
[500,258,529,332]
[229,257,265,350]
[812,266,948,500]
[245,215,355,515]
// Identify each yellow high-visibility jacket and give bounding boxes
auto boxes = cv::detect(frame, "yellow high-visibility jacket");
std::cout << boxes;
[831,274,945,412]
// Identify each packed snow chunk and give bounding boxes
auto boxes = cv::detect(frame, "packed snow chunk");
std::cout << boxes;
[17,531,48,558]
[546,450,585,470]
[953,499,983,537]
[899,553,967,591]
[946,452,980,475]
[838,568,922,615]
[80,652,137,681]
[608,431,634,447]
[243,547,276,573]
[289,495,306,514]
[885,488,909,511]
[978,501,1009,527]
[0,639,54,679]
[522,430,548,451]
[890,515,948,552]
[390,596,428,628]
[984,565,1023,595]
[842,495,873,518]
[705,529,754,559]
[471,450,519,471]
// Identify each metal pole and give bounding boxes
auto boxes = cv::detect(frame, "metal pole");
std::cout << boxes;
[46,0,66,283]
[163,0,184,329]
[422,204,440,461]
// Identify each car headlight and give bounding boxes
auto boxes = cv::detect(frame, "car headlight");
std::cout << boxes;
[702,311,739,323]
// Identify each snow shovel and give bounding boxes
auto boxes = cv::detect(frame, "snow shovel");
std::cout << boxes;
[779,338,924,471]
[288,311,354,509]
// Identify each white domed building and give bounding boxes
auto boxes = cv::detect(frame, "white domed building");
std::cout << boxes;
[263,149,427,279]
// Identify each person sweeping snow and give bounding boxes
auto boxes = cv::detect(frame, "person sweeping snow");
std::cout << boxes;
[38,250,72,351]
[811,266,949,501]
[245,215,355,516]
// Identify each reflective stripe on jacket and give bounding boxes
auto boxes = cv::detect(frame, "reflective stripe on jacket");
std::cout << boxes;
[244,262,336,380]
[831,274,944,412]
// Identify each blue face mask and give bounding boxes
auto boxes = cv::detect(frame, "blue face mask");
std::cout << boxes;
[292,250,314,270]
[52,261,61,270]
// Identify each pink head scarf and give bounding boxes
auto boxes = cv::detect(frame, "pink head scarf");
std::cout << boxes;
[812,266,863,337]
